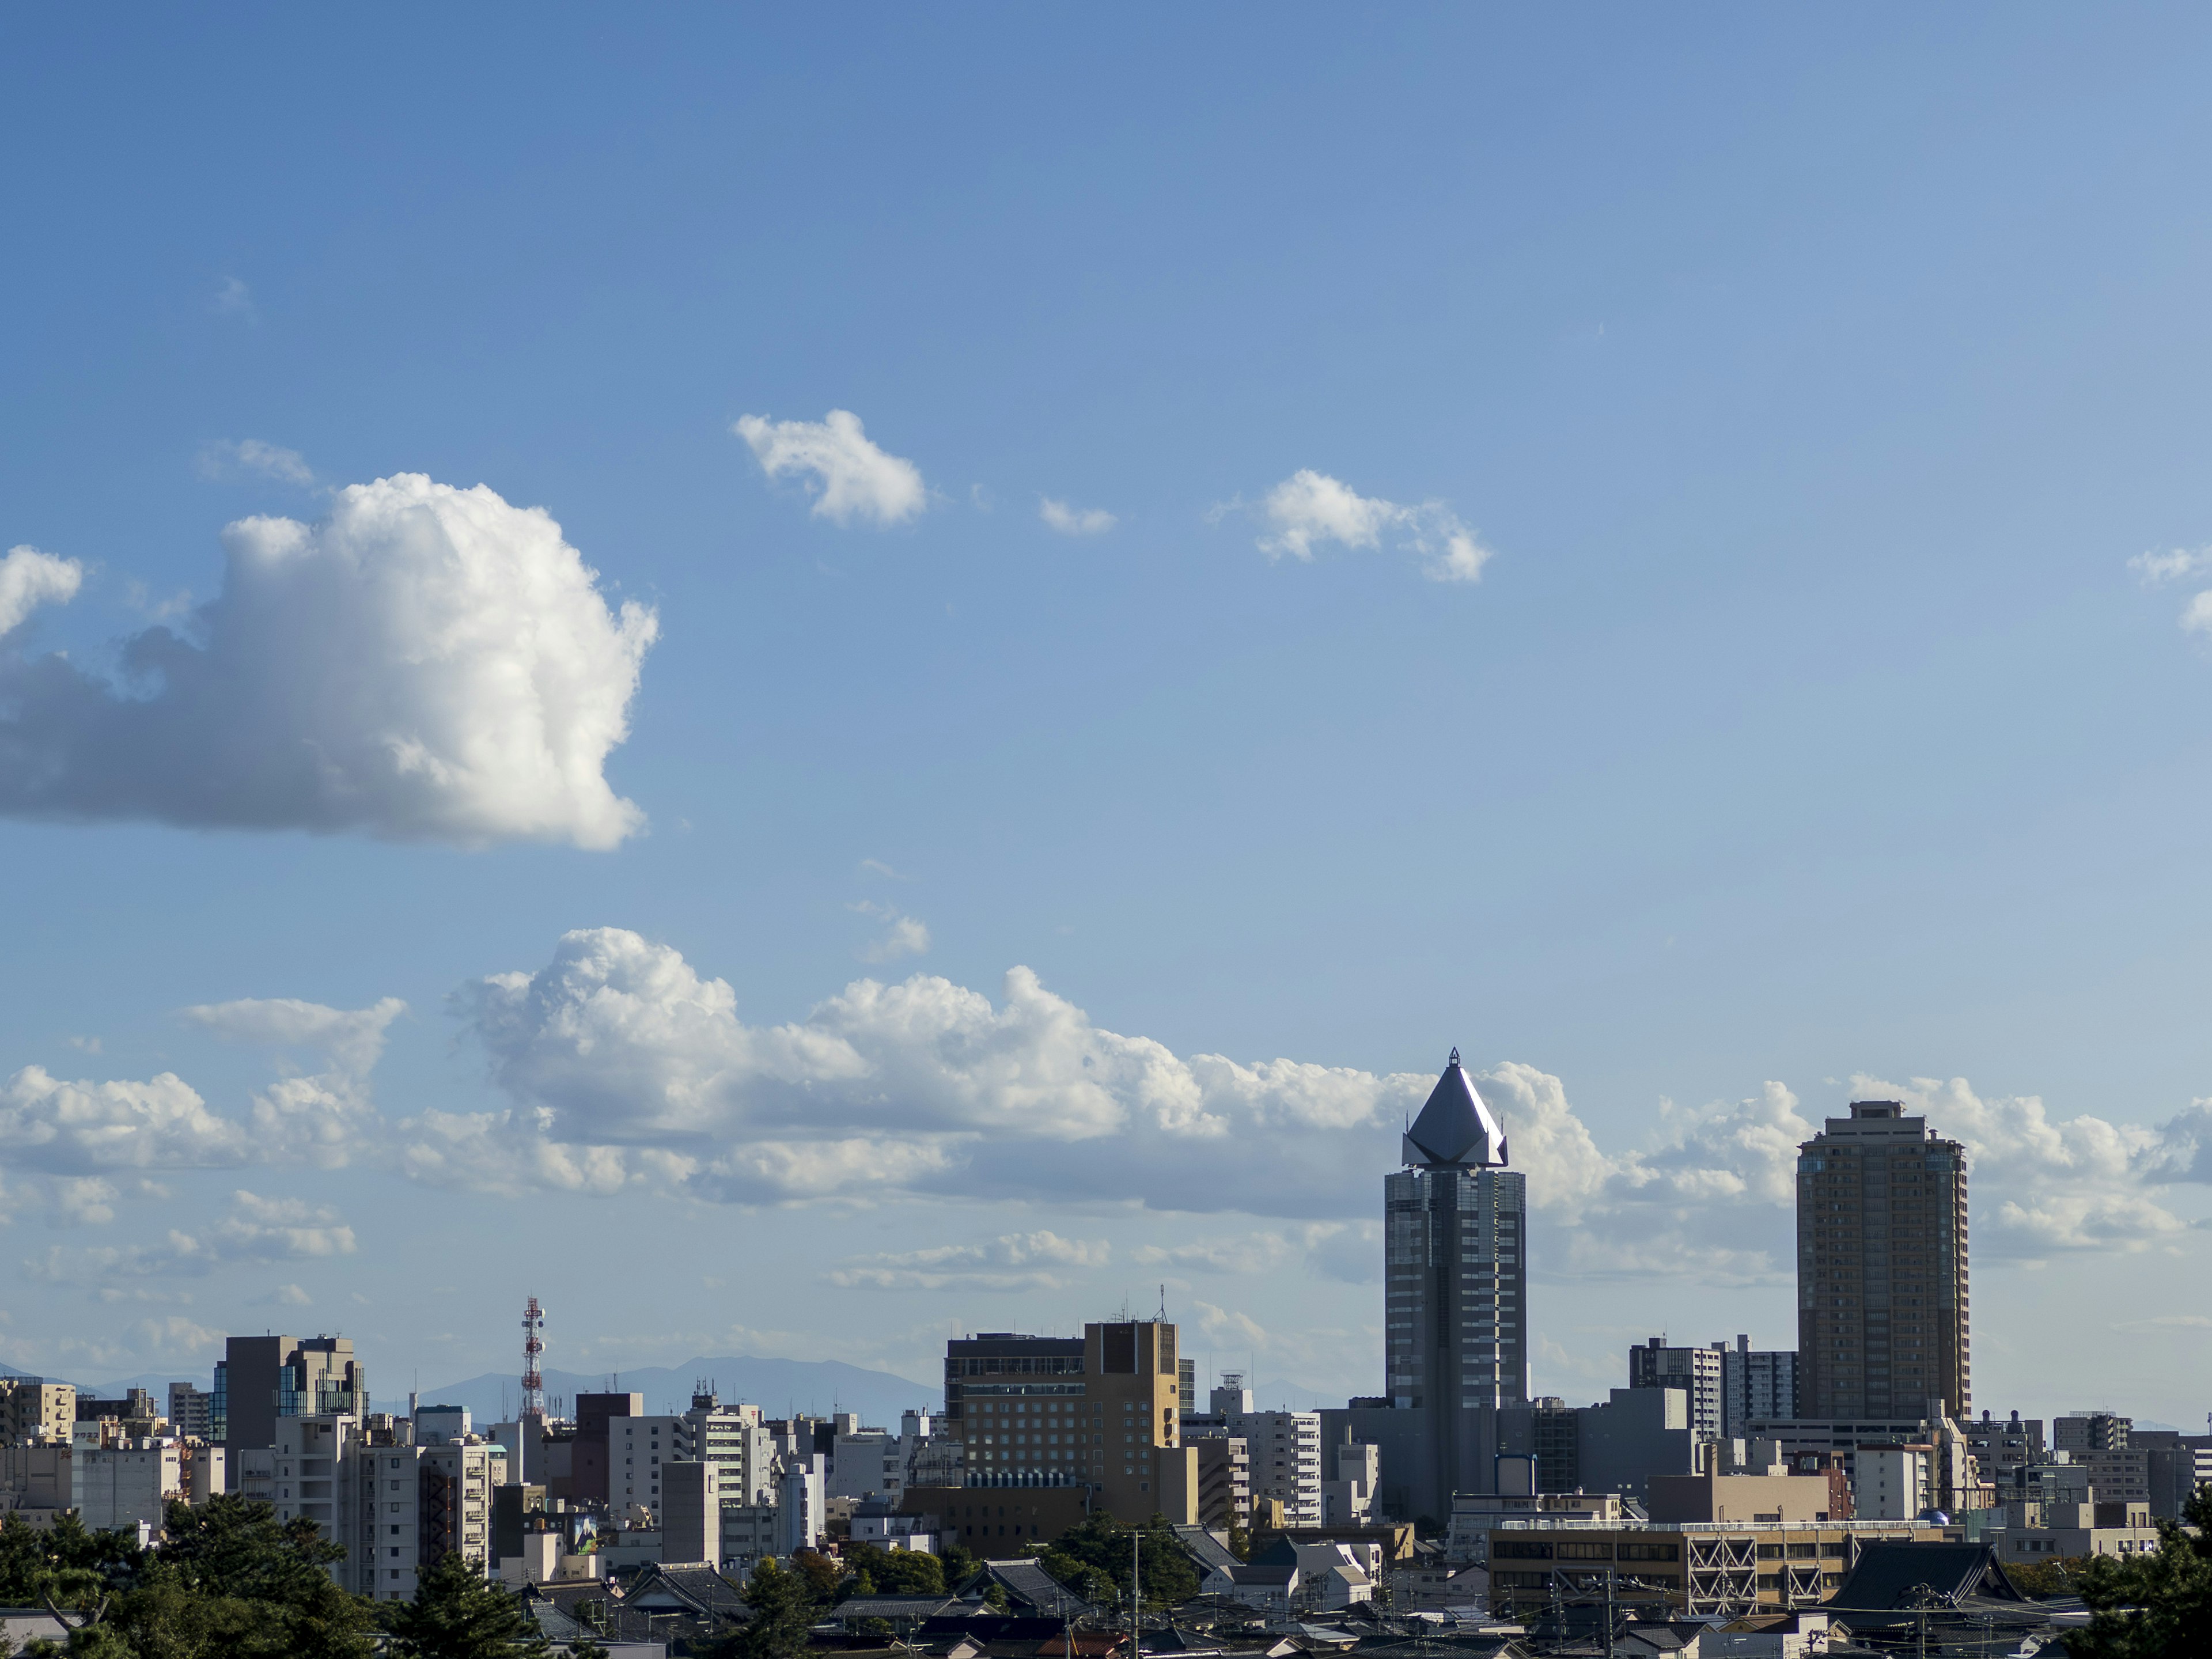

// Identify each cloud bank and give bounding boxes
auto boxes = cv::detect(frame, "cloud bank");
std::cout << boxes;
[736,410,927,527]
[0,475,657,847]
[9,938,2205,1294]
[1235,469,1492,583]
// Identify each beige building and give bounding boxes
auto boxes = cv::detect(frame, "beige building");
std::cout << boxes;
[1646,1471,1846,1526]
[1484,1518,1958,1619]
[0,1380,77,1445]
[1995,1499,2161,1563]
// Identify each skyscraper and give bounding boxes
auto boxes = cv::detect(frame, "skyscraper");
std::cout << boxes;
[1796,1099,1969,1421]
[1385,1051,1527,1505]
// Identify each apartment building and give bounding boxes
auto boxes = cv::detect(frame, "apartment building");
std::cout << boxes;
[0,1380,75,1444]
[1796,1101,1970,1421]
[1719,1338,1798,1439]
[1629,1339,1724,1441]
[166,1382,214,1442]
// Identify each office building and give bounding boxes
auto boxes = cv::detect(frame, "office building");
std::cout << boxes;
[611,1414,692,1516]
[570,1391,642,1506]
[1796,1100,1970,1421]
[946,1331,1087,1487]
[1385,1050,1526,1520]
[1630,1339,1724,1440]
[1961,1411,2044,1491]
[219,1335,366,1469]
[1719,1336,1798,1438]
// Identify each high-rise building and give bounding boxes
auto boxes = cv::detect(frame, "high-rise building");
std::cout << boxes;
[1718,1336,1798,1438]
[1385,1051,1526,1504]
[1628,1339,1723,1441]
[220,1335,366,1475]
[1796,1100,1969,1421]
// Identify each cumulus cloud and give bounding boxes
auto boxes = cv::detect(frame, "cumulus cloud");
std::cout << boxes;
[184,995,405,1167]
[0,546,84,635]
[197,438,314,486]
[734,410,927,527]
[0,994,404,1185]
[0,1066,255,1173]
[1225,469,1491,583]
[1039,498,1116,536]
[827,1230,1109,1290]
[0,474,657,847]
[1849,1075,2206,1258]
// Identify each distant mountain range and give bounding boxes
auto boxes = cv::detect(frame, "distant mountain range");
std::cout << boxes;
[383,1355,938,1425]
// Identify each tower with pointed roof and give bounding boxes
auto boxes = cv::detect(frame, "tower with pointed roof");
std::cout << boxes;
[1384,1050,1527,1510]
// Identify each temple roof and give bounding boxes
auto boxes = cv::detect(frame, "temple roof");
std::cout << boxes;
[1402,1049,1507,1168]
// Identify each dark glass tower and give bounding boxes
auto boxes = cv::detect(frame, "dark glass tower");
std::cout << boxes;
[1384,1052,1527,1502]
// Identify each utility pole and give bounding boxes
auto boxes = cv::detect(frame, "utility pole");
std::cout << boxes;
[1129,1533,1141,1659]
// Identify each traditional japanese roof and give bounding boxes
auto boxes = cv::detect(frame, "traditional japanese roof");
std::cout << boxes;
[623,1560,749,1619]
[1172,1525,1242,1573]
[1402,1051,1506,1169]
[968,1558,1098,1619]
[1828,1541,2027,1631]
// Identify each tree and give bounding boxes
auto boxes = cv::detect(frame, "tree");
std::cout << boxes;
[383,1551,549,1659]
[706,1558,816,1659]
[2069,1487,2212,1658]
[111,1496,377,1659]
[1037,1513,1198,1609]
[789,1551,842,1607]
[840,1543,944,1600]
[1224,1513,1251,1564]
[938,1544,979,1593]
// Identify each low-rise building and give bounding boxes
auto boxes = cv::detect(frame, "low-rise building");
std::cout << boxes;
[1482,1517,1958,1620]
[1993,1500,2162,1564]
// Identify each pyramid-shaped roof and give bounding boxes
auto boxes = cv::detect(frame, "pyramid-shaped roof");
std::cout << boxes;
[1402,1050,1506,1168]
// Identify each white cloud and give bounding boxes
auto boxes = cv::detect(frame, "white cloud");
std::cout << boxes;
[212,278,255,320]
[851,901,930,962]
[0,546,84,635]
[28,1190,358,1282]
[2130,547,2212,585]
[183,996,405,1168]
[1849,1074,2205,1257]
[0,474,657,847]
[1039,498,1117,536]
[197,439,314,486]
[827,1230,1109,1290]
[0,1066,255,1173]
[1234,469,1492,583]
[734,410,927,528]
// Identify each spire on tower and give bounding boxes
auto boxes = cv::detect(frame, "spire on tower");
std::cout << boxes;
[1402,1049,1508,1168]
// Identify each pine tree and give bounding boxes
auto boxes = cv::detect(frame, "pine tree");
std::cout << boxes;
[384,1551,550,1659]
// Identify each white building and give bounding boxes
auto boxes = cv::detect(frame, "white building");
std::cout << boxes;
[1323,1440,1378,1526]
[74,1442,182,1531]
[611,1415,691,1517]
[779,1457,825,1554]
[342,1419,506,1604]
[1854,1444,1932,1520]
[274,1417,372,1595]
[1224,1408,1322,1527]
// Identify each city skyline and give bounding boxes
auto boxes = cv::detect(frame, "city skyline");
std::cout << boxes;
[4,7,2212,1433]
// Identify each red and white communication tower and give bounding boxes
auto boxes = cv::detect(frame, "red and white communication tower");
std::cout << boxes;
[521,1295,546,1420]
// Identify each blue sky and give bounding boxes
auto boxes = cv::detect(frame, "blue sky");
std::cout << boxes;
[3,6,2210,1425]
